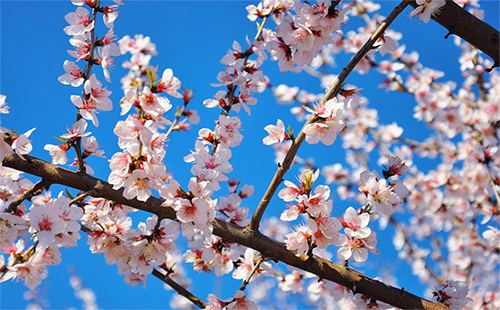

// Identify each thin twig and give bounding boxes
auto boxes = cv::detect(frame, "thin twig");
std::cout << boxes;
[239,255,265,292]
[249,114,319,231]
[165,106,187,139]
[75,5,100,173]
[152,269,206,309]
[389,216,443,285]
[5,179,52,213]
[249,0,410,231]
[69,191,95,206]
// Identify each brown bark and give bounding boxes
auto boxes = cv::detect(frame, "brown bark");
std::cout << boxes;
[2,153,449,310]
[410,0,499,66]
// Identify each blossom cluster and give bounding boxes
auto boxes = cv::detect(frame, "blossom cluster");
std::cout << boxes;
[279,169,379,262]
[1,192,83,290]
[1,0,498,309]
[61,0,121,122]
[266,0,498,308]
[82,198,181,286]
[247,0,350,73]
[45,0,123,170]
[107,34,186,203]
[203,39,268,116]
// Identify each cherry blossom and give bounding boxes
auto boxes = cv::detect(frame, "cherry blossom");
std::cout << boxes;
[303,120,341,146]
[0,212,28,242]
[285,225,313,257]
[262,119,286,145]
[11,128,35,160]
[433,280,473,310]
[97,44,121,82]
[337,231,379,263]
[232,248,272,282]
[1,1,499,308]
[156,69,182,98]
[340,207,371,239]
[226,290,258,310]
[409,0,446,23]
[58,60,84,86]
[64,7,94,36]
[0,94,9,114]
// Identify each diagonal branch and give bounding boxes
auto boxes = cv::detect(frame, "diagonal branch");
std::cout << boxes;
[152,269,206,309]
[2,152,449,310]
[249,0,410,231]
[409,0,499,66]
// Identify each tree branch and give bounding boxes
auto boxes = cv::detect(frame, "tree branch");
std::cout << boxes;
[409,0,499,67]
[249,114,319,231]
[151,269,206,309]
[249,0,410,231]
[2,152,449,310]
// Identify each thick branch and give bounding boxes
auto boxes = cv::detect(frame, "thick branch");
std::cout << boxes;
[2,153,448,310]
[2,153,176,220]
[409,0,499,66]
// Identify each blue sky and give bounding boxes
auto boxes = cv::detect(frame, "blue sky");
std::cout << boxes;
[0,0,499,309]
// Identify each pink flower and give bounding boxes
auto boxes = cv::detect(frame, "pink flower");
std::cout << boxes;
[44,144,70,165]
[232,248,272,282]
[303,185,332,217]
[71,95,100,127]
[263,119,286,145]
[68,34,91,61]
[156,69,182,98]
[303,121,339,146]
[0,213,27,242]
[279,270,305,294]
[280,203,303,221]
[0,94,9,114]
[278,181,302,202]
[285,225,313,257]
[28,204,66,248]
[273,84,299,104]
[174,198,209,224]
[226,290,257,310]
[205,294,224,310]
[385,155,410,176]
[340,207,371,239]
[2,259,45,290]
[101,5,120,29]
[64,7,94,36]
[433,280,473,310]
[337,230,378,263]
[246,0,277,21]
[11,128,35,160]
[61,119,91,142]
[82,136,105,158]
[216,115,244,147]
[97,44,120,82]
[71,0,96,7]
[220,41,246,67]
[121,169,152,202]
[58,60,84,86]
[84,74,112,111]
[409,0,446,23]
[305,98,338,118]
[138,86,172,116]
[359,170,409,216]
[119,34,157,56]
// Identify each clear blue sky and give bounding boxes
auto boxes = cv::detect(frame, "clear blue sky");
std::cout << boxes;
[0,1,498,309]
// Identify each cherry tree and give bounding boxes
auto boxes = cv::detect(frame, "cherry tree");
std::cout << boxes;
[1,0,499,309]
